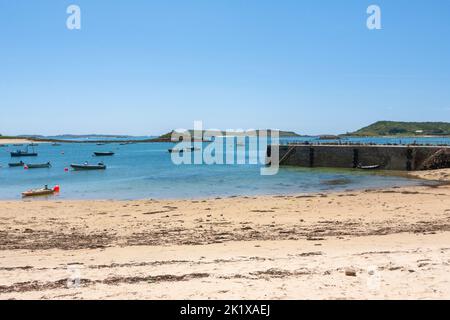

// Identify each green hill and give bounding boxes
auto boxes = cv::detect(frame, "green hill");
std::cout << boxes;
[347,121,450,137]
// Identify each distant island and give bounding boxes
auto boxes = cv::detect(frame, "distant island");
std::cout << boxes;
[4,121,450,143]
[345,121,450,137]
[0,130,301,143]
[156,129,301,141]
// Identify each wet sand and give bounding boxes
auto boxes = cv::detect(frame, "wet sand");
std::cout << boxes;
[0,170,449,299]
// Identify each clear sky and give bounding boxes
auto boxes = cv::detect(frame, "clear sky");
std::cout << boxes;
[1,0,449,136]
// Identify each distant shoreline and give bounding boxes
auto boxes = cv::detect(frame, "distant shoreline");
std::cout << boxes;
[2,134,450,145]
[0,136,172,144]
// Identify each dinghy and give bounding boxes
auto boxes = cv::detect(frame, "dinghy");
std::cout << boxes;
[22,185,60,197]
[168,147,200,153]
[9,161,24,167]
[93,151,115,156]
[26,162,51,169]
[70,163,106,170]
[357,164,381,170]
[168,148,183,153]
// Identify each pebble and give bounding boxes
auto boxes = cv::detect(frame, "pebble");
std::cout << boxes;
[345,268,357,277]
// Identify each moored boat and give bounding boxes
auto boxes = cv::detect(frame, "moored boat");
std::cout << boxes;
[70,162,107,170]
[10,150,38,157]
[9,161,24,167]
[10,146,38,157]
[168,147,200,153]
[357,164,381,170]
[93,151,115,156]
[26,162,51,169]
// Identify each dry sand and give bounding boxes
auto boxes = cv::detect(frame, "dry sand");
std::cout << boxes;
[0,138,42,144]
[0,170,449,299]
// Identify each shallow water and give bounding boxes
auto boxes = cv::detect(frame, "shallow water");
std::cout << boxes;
[0,136,446,200]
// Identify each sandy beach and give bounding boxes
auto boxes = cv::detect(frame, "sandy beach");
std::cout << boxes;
[0,170,449,300]
[0,138,42,145]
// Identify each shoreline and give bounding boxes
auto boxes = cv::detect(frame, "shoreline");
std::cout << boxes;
[0,169,442,202]
[0,170,449,299]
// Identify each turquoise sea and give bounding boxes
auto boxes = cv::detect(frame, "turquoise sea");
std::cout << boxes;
[0,136,448,200]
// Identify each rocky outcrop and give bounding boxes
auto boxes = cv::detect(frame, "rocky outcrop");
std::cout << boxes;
[420,149,450,170]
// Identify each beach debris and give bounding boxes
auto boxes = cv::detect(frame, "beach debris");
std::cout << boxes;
[345,268,357,277]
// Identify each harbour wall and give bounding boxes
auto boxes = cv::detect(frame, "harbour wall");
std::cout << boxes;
[270,145,450,171]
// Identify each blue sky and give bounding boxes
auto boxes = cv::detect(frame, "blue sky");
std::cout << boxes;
[1,0,449,136]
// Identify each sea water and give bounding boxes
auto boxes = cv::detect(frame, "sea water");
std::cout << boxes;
[0,136,447,200]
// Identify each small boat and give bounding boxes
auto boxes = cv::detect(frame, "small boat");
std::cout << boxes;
[168,148,184,153]
[70,163,107,170]
[168,147,200,153]
[9,161,24,167]
[10,150,38,157]
[12,144,24,146]
[357,164,381,170]
[22,185,60,198]
[93,151,115,156]
[28,143,38,146]
[52,143,61,146]
[96,143,106,146]
[26,162,51,169]
[0,144,7,147]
